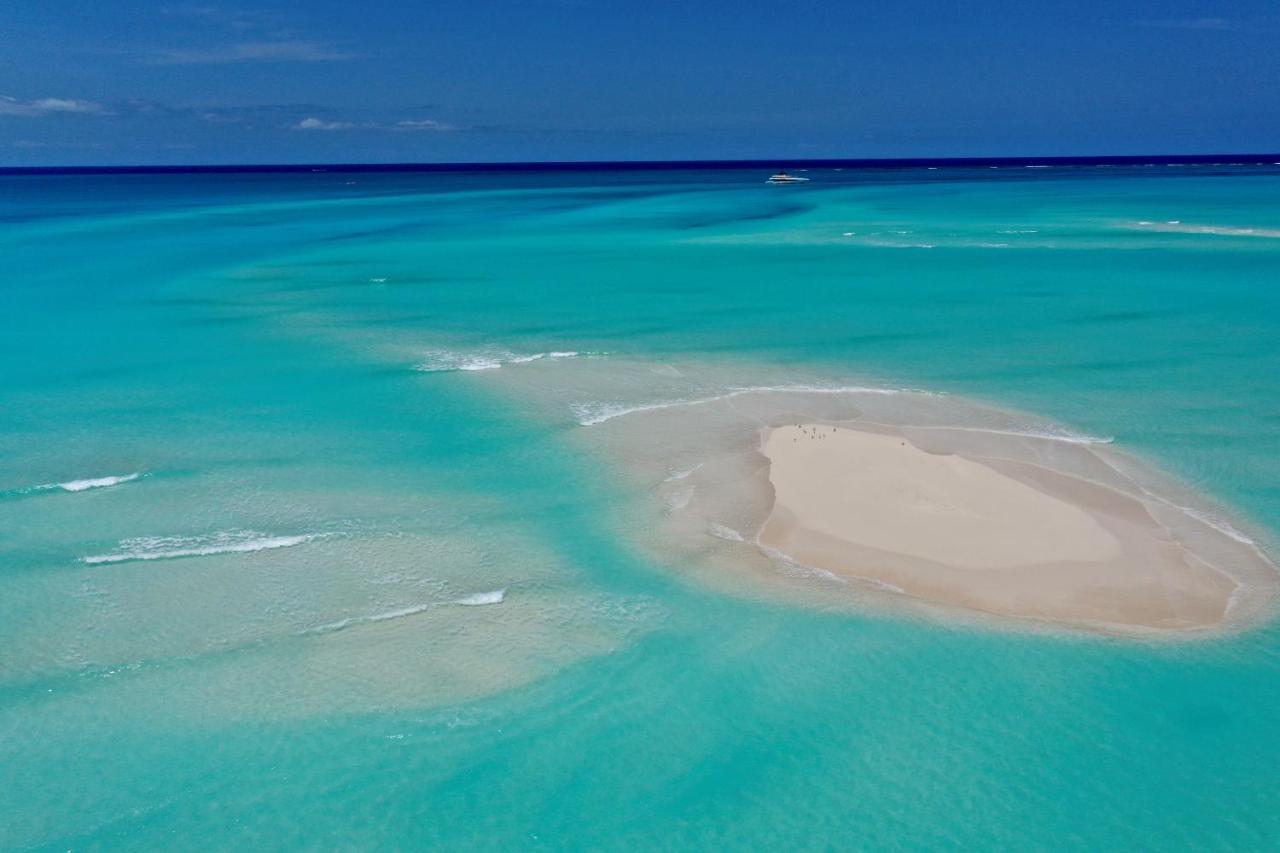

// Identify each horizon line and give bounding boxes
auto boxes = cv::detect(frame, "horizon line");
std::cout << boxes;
[3,153,1279,176]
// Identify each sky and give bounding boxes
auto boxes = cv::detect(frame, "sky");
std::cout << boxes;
[1,0,1278,166]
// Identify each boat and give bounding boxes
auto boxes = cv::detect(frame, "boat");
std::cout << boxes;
[765,171,810,184]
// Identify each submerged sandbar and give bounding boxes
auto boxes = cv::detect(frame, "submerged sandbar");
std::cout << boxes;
[758,424,1239,632]
[473,355,1275,636]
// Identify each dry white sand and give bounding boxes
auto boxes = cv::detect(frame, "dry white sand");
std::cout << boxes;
[758,424,1240,631]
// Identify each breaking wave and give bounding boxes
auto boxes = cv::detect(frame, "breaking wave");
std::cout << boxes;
[10,473,144,497]
[454,588,507,606]
[55,474,142,492]
[305,603,434,635]
[304,589,508,635]
[82,530,320,565]
[414,349,596,373]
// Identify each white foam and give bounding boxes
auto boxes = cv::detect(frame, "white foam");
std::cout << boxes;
[414,350,507,372]
[415,349,592,373]
[82,530,318,565]
[902,423,1114,446]
[508,351,581,363]
[707,523,746,542]
[863,577,907,594]
[664,485,695,511]
[777,560,848,584]
[454,588,506,606]
[573,384,933,427]
[307,603,433,635]
[663,463,704,482]
[1094,455,1258,546]
[572,401,662,426]
[304,592,505,635]
[765,543,913,594]
[760,543,852,586]
[51,473,141,492]
[730,383,939,398]
[1178,506,1255,545]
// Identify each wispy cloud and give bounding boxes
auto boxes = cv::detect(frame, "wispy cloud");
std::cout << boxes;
[0,96,108,117]
[161,4,290,33]
[293,116,355,131]
[395,119,457,132]
[150,6,356,65]
[293,116,461,132]
[193,103,335,126]
[152,40,355,64]
[118,100,337,127]
[1,93,461,136]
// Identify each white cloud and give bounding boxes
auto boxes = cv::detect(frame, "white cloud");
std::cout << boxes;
[294,116,354,131]
[395,119,457,132]
[152,40,355,64]
[0,96,107,117]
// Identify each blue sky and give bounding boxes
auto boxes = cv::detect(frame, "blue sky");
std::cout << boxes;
[2,0,1278,165]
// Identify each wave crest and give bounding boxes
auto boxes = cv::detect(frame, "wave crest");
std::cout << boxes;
[454,588,507,606]
[82,530,319,565]
[56,473,142,492]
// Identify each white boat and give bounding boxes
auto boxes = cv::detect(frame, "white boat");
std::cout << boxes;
[765,171,810,184]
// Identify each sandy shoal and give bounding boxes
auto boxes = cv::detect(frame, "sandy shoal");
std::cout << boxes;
[757,424,1238,631]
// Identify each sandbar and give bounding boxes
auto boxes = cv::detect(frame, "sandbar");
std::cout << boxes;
[758,424,1240,631]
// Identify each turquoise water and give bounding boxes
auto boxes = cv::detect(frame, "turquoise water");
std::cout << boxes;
[2,165,1279,850]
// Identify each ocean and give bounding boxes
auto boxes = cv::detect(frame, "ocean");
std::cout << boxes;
[2,162,1278,849]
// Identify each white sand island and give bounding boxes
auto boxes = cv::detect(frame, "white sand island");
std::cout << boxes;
[758,424,1240,631]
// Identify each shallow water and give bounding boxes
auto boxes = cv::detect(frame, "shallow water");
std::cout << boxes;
[2,164,1279,849]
